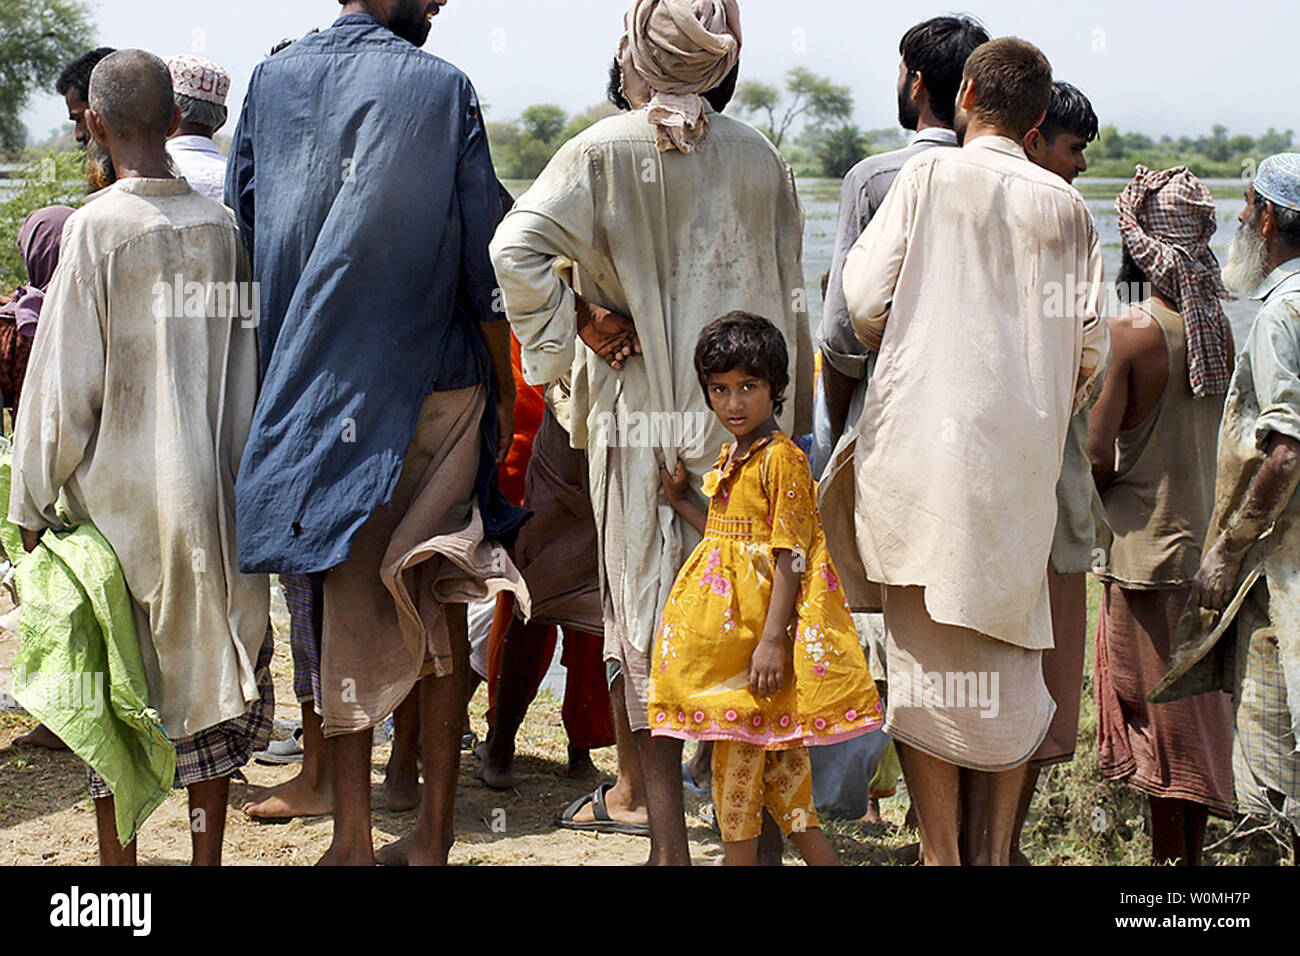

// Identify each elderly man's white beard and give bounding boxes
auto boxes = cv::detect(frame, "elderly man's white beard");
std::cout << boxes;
[1222,218,1271,294]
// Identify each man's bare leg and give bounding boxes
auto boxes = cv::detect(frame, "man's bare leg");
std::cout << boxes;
[1009,764,1040,865]
[384,685,421,811]
[94,795,137,866]
[684,739,713,791]
[1149,796,1208,866]
[980,764,1028,866]
[243,704,332,819]
[478,616,553,789]
[566,674,648,828]
[318,727,374,866]
[376,604,471,865]
[958,769,990,865]
[896,743,960,865]
[188,776,230,866]
[634,729,690,865]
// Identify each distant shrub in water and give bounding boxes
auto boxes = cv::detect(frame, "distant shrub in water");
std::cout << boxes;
[0,150,84,290]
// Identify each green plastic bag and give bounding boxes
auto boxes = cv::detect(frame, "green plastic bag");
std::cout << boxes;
[1,455,175,846]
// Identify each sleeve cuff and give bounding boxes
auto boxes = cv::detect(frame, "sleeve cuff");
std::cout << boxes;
[520,338,576,388]
[1255,406,1300,450]
[820,342,870,380]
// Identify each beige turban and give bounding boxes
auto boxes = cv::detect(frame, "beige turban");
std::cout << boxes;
[618,0,743,153]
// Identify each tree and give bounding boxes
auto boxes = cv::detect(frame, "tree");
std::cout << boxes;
[1257,127,1294,155]
[520,104,567,145]
[0,0,95,154]
[1,149,84,289]
[489,105,573,179]
[814,124,868,179]
[734,67,853,148]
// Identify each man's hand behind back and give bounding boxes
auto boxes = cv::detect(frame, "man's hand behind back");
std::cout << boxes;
[576,296,640,370]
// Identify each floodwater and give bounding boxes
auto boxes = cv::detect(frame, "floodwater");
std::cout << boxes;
[797,175,1258,346]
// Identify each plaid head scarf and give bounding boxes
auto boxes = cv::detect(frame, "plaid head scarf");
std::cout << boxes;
[1115,165,1233,397]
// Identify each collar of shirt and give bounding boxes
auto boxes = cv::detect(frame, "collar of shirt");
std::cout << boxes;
[963,134,1028,159]
[108,177,192,198]
[910,127,957,147]
[1251,257,1300,301]
[333,12,383,28]
[168,135,221,158]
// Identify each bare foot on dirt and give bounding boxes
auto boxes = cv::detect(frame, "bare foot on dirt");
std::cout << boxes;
[242,771,332,819]
[475,734,515,790]
[383,753,420,812]
[375,818,449,866]
[863,797,884,826]
[566,746,597,779]
[14,724,68,750]
[315,841,374,866]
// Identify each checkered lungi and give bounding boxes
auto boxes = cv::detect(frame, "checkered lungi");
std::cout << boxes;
[86,632,275,797]
[281,573,323,707]
[1232,581,1300,828]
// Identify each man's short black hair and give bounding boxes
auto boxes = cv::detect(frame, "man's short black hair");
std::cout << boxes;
[56,47,117,101]
[899,15,989,127]
[1038,81,1098,144]
[694,311,789,416]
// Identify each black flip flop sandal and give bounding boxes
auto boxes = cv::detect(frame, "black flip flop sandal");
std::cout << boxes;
[554,782,650,836]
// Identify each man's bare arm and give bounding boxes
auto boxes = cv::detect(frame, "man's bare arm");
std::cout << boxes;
[1193,432,1300,610]
[479,319,516,466]
[1088,309,1165,491]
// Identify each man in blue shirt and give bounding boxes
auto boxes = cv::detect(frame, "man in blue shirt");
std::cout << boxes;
[226,0,527,865]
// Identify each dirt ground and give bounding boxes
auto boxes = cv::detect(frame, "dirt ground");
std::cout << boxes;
[0,586,921,866]
[2,581,1291,866]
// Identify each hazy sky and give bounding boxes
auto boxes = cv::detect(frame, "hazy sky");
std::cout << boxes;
[22,0,1289,143]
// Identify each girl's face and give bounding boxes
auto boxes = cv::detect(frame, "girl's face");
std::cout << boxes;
[705,367,775,440]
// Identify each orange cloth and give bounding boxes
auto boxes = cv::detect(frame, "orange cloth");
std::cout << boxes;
[485,592,614,750]
[498,334,546,507]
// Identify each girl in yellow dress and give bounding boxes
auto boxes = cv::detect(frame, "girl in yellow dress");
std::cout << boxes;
[651,311,882,865]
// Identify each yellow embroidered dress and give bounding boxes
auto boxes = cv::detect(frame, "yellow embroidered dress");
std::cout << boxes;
[648,432,882,748]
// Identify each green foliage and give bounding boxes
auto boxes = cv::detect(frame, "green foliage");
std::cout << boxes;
[1086,125,1295,179]
[0,0,95,154]
[734,68,853,148]
[489,102,619,179]
[0,149,83,290]
[812,124,867,179]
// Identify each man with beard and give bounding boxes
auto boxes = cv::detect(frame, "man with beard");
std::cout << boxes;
[9,46,119,754]
[1086,167,1235,865]
[1159,153,1300,860]
[226,0,529,865]
[491,0,813,865]
[838,37,1107,866]
[10,50,271,865]
[813,12,987,857]
[816,15,988,472]
[55,47,116,149]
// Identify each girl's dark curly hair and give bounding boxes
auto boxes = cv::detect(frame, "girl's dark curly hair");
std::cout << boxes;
[694,311,789,416]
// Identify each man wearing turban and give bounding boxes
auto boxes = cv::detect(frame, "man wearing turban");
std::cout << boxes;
[491,0,813,865]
